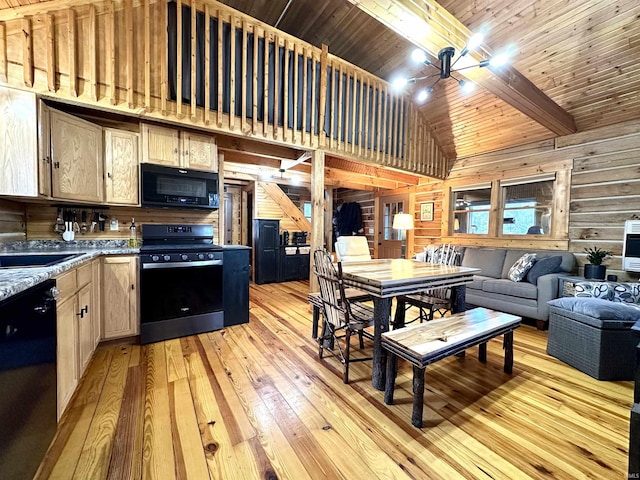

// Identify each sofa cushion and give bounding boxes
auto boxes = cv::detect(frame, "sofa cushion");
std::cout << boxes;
[548,297,640,327]
[508,253,537,282]
[537,251,575,273]
[526,255,562,285]
[461,248,506,278]
[482,279,538,300]
[467,275,494,291]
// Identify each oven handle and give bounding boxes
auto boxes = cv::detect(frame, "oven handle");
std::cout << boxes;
[142,259,223,269]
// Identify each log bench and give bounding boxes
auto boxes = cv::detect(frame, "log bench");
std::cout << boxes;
[382,307,521,428]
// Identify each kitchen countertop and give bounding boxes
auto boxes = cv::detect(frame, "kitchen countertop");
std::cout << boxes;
[0,241,251,302]
[0,240,138,302]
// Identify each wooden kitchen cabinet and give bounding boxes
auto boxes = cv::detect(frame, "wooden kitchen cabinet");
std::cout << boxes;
[38,102,52,197]
[0,86,39,197]
[141,123,217,171]
[92,258,102,349]
[102,255,138,339]
[50,109,104,203]
[56,262,94,419]
[104,128,139,205]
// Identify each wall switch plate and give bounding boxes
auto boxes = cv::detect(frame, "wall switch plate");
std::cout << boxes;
[369,228,374,234]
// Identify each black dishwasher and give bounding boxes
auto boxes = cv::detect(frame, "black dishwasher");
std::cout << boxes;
[0,280,57,480]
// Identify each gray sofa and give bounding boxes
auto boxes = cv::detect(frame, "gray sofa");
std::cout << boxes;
[459,247,576,326]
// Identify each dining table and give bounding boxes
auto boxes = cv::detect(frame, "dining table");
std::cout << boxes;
[339,258,480,391]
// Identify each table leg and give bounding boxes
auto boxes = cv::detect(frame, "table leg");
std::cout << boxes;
[372,297,392,391]
[384,351,397,405]
[503,331,514,374]
[311,305,320,340]
[412,365,425,428]
[478,342,487,362]
[393,296,406,329]
[450,284,466,313]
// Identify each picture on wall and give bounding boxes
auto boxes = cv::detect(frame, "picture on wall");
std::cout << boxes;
[420,202,434,221]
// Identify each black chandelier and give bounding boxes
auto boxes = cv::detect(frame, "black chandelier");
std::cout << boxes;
[392,33,509,102]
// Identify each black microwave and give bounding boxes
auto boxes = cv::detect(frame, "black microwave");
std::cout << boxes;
[141,163,219,209]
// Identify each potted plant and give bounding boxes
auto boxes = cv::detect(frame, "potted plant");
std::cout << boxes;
[583,246,612,280]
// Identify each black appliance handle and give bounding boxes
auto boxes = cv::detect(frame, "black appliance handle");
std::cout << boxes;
[141,259,223,270]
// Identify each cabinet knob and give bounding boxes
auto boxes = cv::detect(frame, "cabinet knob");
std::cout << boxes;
[53,161,60,169]
[43,156,50,164]
[107,172,112,178]
[131,284,135,290]
[184,150,189,155]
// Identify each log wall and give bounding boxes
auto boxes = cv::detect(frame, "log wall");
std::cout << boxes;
[0,0,448,177]
[409,119,640,281]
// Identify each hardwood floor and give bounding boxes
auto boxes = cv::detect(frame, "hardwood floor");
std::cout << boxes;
[37,281,633,479]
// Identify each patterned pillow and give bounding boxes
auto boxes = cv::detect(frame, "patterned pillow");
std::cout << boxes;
[508,253,537,282]
[575,281,612,300]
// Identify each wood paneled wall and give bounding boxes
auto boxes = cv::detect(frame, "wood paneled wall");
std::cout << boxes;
[334,187,374,254]
[409,118,640,281]
[0,0,448,177]
[26,204,221,243]
[0,198,26,242]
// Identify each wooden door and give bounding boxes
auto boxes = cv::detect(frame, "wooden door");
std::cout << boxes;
[140,123,180,166]
[50,109,103,202]
[104,128,139,205]
[181,132,217,171]
[0,86,38,197]
[102,256,138,340]
[56,296,78,419]
[38,101,52,197]
[378,194,408,259]
[76,282,93,374]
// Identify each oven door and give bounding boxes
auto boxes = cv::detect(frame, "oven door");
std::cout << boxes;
[140,260,224,344]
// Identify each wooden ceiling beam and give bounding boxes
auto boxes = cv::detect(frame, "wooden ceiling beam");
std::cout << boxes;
[325,155,419,185]
[346,0,577,136]
[216,135,300,161]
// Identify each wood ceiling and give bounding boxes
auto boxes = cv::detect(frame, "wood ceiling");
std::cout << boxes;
[1,0,637,164]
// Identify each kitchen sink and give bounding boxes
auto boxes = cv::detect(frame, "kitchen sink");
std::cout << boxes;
[0,253,82,268]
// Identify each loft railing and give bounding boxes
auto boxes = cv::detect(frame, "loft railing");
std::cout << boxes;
[0,0,449,178]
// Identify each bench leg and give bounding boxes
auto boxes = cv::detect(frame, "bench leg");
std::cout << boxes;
[412,365,426,428]
[478,342,487,363]
[312,305,320,339]
[384,352,397,405]
[503,331,514,374]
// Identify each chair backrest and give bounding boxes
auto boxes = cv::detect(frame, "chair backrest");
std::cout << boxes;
[527,226,543,235]
[334,236,371,262]
[427,244,459,266]
[313,249,350,327]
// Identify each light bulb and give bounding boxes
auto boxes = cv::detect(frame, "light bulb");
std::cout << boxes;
[411,49,428,64]
[466,32,484,51]
[489,52,509,67]
[392,77,408,90]
[460,80,476,94]
[416,89,430,102]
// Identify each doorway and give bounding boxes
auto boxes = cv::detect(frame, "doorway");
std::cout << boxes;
[378,194,408,259]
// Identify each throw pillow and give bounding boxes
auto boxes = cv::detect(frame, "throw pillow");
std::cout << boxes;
[508,253,537,282]
[525,255,563,285]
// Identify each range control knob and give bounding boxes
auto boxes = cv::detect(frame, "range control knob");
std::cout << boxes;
[207,253,216,260]
[163,255,171,262]
[197,253,206,260]
[180,254,189,261]
[151,255,160,262]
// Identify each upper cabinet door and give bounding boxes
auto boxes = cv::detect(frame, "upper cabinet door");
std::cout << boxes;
[50,109,103,202]
[104,128,139,205]
[181,132,218,171]
[38,102,52,198]
[140,123,180,166]
[0,86,38,197]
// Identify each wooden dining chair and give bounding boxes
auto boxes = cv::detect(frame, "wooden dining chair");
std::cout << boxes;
[396,244,461,326]
[313,249,374,383]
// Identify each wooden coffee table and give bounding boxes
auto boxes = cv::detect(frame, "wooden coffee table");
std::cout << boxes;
[382,308,521,427]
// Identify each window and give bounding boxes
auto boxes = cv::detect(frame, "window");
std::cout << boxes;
[501,177,554,235]
[383,201,404,240]
[452,186,491,235]
[303,201,312,222]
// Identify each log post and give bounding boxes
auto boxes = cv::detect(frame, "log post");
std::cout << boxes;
[310,149,325,293]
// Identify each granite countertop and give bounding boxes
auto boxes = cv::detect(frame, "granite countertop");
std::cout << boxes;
[0,240,139,302]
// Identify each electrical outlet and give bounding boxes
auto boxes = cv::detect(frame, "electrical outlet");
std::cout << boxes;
[369,228,374,234]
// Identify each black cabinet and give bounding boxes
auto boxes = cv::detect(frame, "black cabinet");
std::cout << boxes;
[279,248,310,282]
[223,248,250,326]
[253,219,280,284]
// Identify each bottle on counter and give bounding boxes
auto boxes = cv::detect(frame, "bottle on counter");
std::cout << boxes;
[129,218,137,247]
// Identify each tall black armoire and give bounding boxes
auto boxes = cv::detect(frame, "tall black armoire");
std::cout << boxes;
[253,219,280,284]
